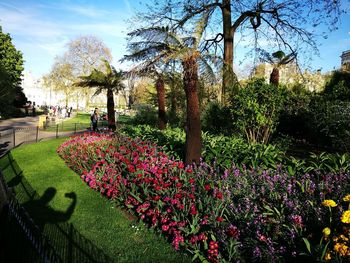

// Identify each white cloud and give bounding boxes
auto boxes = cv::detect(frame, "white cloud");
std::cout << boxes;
[0,7,64,38]
[0,1,134,76]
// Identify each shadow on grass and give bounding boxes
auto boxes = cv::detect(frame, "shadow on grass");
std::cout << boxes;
[0,152,114,263]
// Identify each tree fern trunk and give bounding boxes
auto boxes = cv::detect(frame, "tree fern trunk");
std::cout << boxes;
[107,88,116,130]
[270,67,280,86]
[156,76,166,130]
[182,55,201,165]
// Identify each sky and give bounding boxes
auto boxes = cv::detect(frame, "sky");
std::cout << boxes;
[0,0,349,79]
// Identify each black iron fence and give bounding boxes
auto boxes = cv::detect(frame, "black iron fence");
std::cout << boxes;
[0,136,113,262]
[0,121,108,158]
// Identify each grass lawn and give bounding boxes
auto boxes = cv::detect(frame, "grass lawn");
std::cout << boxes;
[45,112,107,132]
[0,138,190,263]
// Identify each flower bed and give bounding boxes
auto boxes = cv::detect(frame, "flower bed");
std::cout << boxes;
[57,133,350,262]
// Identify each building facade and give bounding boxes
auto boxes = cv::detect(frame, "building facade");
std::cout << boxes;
[341,50,350,71]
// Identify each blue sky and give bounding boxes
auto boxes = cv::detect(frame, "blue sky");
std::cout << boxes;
[0,0,349,78]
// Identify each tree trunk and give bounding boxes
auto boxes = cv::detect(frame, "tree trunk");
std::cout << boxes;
[270,67,279,86]
[156,76,167,130]
[107,88,116,130]
[170,75,177,119]
[221,0,235,103]
[182,55,201,165]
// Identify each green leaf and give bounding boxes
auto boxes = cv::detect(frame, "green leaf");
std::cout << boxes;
[302,238,312,254]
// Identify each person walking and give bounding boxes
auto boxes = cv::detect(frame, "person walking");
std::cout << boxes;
[91,108,99,132]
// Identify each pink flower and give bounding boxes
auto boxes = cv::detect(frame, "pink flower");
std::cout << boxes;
[162,224,169,232]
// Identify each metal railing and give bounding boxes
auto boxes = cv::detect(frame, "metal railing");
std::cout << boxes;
[0,152,113,263]
[0,121,108,158]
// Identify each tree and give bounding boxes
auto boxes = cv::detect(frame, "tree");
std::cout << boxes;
[0,26,26,117]
[75,60,125,130]
[127,64,168,130]
[125,12,216,164]
[64,35,113,108]
[135,0,342,103]
[260,50,296,86]
[46,57,76,107]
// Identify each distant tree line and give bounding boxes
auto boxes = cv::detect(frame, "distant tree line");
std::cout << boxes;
[0,26,27,118]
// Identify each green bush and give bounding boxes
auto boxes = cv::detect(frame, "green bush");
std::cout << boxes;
[121,125,285,170]
[323,70,350,101]
[230,78,285,144]
[306,97,350,150]
[131,104,158,126]
[276,85,312,140]
[201,101,234,136]
[121,124,350,174]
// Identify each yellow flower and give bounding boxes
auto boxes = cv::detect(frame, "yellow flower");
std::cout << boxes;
[341,211,350,224]
[340,234,349,241]
[334,242,349,257]
[322,199,337,207]
[323,227,331,237]
[324,252,332,261]
[343,195,350,202]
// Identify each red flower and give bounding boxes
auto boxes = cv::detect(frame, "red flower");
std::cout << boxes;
[186,167,193,173]
[190,204,198,215]
[215,191,223,199]
[216,216,224,222]
[162,224,169,232]
[128,165,135,173]
[189,178,195,184]
[226,225,240,239]
[204,184,211,191]
[153,195,161,201]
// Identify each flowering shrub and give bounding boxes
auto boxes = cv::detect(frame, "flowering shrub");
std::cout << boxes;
[304,196,350,262]
[58,133,350,262]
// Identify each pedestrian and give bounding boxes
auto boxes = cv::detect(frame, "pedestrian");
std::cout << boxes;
[67,107,72,118]
[91,108,99,132]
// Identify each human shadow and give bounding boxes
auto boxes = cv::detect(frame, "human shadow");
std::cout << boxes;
[0,152,114,263]
[22,187,77,231]
[0,141,10,158]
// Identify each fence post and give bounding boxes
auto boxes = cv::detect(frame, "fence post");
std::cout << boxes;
[13,128,15,147]
[74,123,77,134]
[56,124,59,139]
[36,126,39,142]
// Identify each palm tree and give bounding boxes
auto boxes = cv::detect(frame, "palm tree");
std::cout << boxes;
[128,64,168,130]
[124,12,216,164]
[261,50,296,86]
[74,60,125,130]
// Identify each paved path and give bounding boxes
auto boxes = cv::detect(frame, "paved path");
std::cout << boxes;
[0,115,84,157]
[0,116,40,131]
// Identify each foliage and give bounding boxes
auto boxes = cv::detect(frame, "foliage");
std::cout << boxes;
[201,101,234,136]
[0,26,26,117]
[306,97,350,150]
[230,78,285,144]
[125,16,218,163]
[58,133,350,262]
[44,35,112,109]
[121,124,350,175]
[75,60,126,130]
[134,0,343,101]
[45,59,76,107]
[121,124,286,170]
[323,70,350,101]
[130,105,159,127]
[276,84,312,140]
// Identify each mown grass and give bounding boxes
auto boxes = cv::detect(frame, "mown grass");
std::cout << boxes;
[45,112,108,132]
[0,138,190,263]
